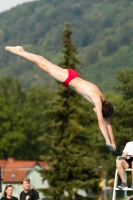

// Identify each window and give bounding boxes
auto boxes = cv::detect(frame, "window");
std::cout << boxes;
[10,173,16,179]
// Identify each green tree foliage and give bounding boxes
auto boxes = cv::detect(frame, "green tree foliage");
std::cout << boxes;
[0,77,26,158]
[0,0,133,91]
[114,69,133,99]
[39,24,101,200]
[0,77,52,159]
[112,69,133,149]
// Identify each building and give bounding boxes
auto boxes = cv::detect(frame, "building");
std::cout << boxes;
[0,158,49,199]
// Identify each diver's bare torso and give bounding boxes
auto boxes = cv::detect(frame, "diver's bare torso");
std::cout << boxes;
[68,77,104,105]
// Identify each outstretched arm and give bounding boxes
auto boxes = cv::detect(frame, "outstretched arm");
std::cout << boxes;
[94,99,116,149]
[104,118,116,149]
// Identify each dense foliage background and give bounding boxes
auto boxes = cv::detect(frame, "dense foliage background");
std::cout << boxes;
[0,0,133,91]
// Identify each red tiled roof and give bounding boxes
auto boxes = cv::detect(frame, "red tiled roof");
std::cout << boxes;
[37,161,50,169]
[0,158,48,183]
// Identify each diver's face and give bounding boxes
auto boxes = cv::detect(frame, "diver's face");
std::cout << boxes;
[93,107,97,115]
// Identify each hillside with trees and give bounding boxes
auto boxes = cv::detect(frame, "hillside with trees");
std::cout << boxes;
[0,0,133,91]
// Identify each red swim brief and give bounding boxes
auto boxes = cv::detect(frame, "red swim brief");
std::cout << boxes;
[62,68,79,87]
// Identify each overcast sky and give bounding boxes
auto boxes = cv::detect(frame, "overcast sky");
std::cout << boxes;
[0,0,36,13]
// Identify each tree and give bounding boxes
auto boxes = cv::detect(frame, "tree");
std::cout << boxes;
[39,24,101,200]
[14,86,53,160]
[0,77,52,159]
[112,68,133,149]
[0,77,26,158]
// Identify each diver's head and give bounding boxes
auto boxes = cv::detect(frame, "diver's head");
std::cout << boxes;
[102,100,114,118]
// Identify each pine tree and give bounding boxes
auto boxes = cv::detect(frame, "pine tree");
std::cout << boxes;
[0,77,53,159]
[39,24,100,200]
[112,68,133,149]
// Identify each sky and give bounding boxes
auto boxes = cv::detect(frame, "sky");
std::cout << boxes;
[0,0,36,13]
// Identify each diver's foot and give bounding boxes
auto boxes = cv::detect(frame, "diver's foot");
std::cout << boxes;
[5,46,24,54]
